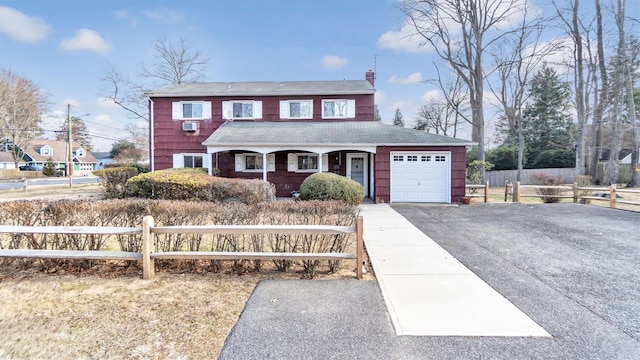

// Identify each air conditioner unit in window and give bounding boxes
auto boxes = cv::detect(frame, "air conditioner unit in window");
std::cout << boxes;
[182,122,198,132]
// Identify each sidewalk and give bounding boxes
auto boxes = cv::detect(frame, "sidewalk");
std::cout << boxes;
[359,203,550,337]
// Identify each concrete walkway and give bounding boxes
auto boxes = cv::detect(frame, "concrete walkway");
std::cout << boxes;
[359,203,550,337]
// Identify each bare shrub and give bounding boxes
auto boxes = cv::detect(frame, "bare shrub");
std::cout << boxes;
[0,199,359,275]
[530,173,564,203]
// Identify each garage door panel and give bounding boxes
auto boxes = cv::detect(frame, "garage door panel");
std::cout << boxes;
[391,151,450,203]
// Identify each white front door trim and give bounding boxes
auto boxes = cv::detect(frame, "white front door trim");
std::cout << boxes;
[346,152,368,196]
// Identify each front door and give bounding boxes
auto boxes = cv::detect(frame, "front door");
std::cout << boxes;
[347,153,368,196]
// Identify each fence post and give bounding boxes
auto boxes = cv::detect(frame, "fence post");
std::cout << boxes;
[573,182,578,203]
[142,215,155,280]
[356,215,363,280]
[610,184,617,209]
[514,181,520,203]
[484,181,489,203]
[504,180,509,202]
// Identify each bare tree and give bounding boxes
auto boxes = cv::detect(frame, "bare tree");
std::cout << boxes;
[489,7,559,181]
[552,0,591,175]
[428,69,470,138]
[415,101,448,135]
[0,69,48,166]
[400,0,525,179]
[604,0,632,185]
[102,37,209,122]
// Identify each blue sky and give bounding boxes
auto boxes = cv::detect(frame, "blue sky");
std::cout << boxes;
[1,0,628,151]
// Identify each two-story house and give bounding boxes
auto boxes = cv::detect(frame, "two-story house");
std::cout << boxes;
[146,71,474,203]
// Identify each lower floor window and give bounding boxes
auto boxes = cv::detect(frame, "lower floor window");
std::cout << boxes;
[184,155,203,168]
[245,155,263,170]
[297,155,318,171]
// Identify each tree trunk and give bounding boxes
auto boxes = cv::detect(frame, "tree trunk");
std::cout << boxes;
[573,0,587,176]
[588,0,608,183]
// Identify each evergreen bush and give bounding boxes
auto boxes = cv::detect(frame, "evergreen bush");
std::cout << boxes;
[93,167,140,198]
[299,172,364,205]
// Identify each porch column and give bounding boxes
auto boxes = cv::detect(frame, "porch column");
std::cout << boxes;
[262,153,268,181]
[317,152,323,173]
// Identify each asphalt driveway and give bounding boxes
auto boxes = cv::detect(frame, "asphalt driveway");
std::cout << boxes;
[220,203,640,359]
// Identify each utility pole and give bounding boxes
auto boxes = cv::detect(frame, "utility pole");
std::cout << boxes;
[67,103,73,187]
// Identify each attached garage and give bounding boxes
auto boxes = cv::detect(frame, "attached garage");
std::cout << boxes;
[390,151,451,203]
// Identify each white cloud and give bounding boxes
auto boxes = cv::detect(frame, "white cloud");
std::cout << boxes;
[389,72,423,85]
[0,6,51,43]
[375,90,387,105]
[144,7,185,23]
[59,28,112,54]
[377,20,431,54]
[421,89,441,103]
[95,96,121,111]
[321,55,348,70]
[114,10,137,26]
[62,98,82,109]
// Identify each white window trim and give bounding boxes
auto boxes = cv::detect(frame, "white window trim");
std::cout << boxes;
[172,101,212,120]
[40,145,52,156]
[235,153,275,172]
[287,153,329,173]
[172,153,212,170]
[222,101,263,120]
[279,100,313,119]
[321,99,355,119]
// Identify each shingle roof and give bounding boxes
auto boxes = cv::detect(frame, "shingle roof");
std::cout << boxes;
[26,140,98,163]
[146,80,375,97]
[202,121,475,147]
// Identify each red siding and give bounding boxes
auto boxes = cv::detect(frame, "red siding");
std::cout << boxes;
[151,94,374,171]
[221,151,344,197]
[374,146,467,203]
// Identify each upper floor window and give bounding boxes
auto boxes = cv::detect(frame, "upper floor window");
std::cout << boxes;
[172,101,212,120]
[321,99,355,119]
[39,145,52,157]
[280,100,313,119]
[223,101,262,120]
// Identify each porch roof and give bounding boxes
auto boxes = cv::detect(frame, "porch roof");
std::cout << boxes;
[202,121,475,153]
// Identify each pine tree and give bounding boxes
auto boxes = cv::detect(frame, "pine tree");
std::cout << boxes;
[393,107,405,127]
[56,116,93,151]
[521,64,575,167]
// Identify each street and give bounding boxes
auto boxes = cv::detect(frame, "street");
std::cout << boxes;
[0,176,99,190]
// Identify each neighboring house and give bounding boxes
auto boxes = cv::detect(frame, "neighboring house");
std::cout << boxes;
[92,152,115,170]
[620,150,639,166]
[23,140,99,176]
[146,70,475,203]
[0,151,20,169]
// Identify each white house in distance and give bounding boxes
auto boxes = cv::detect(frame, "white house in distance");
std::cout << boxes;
[22,139,99,176]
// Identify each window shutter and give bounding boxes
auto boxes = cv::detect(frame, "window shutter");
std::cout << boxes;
[222,101,232,120]
[347,100,356,118]
[322,154,329,172]
[203,101,212,119]
[267,154,275,171]
[172,102,183,120]
[254,101,262,119]
[235,154,244,172]
[279,101,289,119]
[172,154,184,168]
[203,153,212,170]
[288,153,296,172]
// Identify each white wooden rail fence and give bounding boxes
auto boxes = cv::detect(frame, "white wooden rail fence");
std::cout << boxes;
[0,215,364,279]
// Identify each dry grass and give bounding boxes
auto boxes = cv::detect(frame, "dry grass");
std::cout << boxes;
[470,184,640,212]
[0,185,375,359]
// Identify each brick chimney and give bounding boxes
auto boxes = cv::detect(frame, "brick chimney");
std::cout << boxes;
[366,69,375,87]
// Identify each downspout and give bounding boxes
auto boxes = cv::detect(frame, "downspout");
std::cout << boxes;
[149,98,155,172]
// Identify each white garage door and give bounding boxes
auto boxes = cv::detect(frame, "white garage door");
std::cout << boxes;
[390,151,451,203]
